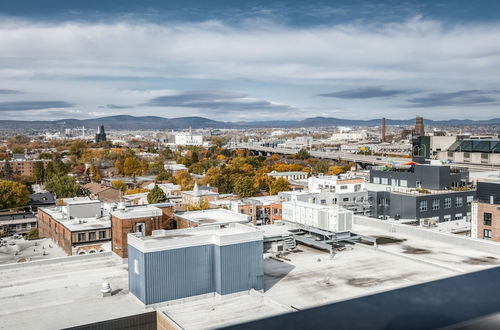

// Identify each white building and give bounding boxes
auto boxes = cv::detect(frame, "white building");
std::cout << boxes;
[330,130,367,141]
[282,201,353,233]
[308,175,365,194]
[268,171,308,181]
[175,133,203,146]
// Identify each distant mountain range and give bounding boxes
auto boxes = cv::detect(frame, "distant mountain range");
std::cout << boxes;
[1,115,500,130]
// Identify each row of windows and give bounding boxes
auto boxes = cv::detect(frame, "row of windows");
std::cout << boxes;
[419,196,472,212]
[77,230,108,242]
[373,177,408,187]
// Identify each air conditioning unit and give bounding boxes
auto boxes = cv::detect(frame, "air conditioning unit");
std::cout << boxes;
[271,243,284,253]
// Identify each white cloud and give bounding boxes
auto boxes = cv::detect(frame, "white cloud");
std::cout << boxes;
[0,16,499,120]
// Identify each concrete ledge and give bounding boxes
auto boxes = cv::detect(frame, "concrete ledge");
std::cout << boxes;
[354,215,500,255]
[0,251,113,270]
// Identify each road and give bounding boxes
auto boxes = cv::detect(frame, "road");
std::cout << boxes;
[231,143,500,172]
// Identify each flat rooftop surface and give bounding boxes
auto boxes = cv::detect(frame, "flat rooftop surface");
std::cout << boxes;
[0,238,67,265]
[263,224,500,310]
[111,205,163,219]
[175,209,249,225]
[159,292,293,330]
[0,253,151,330]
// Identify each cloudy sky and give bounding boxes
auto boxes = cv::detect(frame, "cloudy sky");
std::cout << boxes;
[1,0,500,121]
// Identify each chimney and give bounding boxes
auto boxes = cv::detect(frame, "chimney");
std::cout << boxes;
[381,118,386,142]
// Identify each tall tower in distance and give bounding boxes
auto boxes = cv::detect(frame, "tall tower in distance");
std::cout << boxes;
[381,117,386,142]
[415,116,425,136]
[95,125,107,143]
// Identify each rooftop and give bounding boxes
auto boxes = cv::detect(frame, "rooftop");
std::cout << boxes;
[268,171,307,176]
[111,205,162,220]
[129,223,263,252]
[175,208,250,226]
[158,291,293,330]
[0,253,152,330]
[40,205,111,231]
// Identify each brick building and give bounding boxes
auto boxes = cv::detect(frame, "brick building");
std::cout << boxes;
[0,159,48,177]
[111,203,175,258]
[472,181,500,242]
[37,200,112,255]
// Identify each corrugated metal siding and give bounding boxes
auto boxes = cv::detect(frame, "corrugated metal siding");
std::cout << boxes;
[128,245,146,303]
[144,244,214,304]
[218,241,264,295]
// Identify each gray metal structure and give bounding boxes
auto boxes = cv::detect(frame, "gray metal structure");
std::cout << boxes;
[128,225,264,305]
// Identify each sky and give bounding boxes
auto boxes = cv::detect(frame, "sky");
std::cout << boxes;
[1,0,500,122]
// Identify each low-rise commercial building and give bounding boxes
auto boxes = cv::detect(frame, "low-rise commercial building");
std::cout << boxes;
[268,170,308,181]
[437,139,500,166]
[128,223,264,305]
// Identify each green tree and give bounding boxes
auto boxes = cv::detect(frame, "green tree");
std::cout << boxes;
[156,170,173,182]
[270,178,291,195]
[233,176,256,198]
[33,162,45,182]
[69,140,87,157]
[295,148,311,160]
[112,179,127,192]
[147,184,167,204]
[0,180,30,209]
[45,175,81,198]
[313,160,331,175]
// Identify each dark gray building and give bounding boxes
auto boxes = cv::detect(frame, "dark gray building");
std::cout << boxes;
[370,164,468,190]
[128,224,264,305]
[476,181,500,204]
[95,125,107,143]
[369,189,475,222]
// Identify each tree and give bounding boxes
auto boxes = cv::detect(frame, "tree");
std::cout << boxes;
[3,160,13,179]
[112,180,127,192]
[114,159,123,176]
[156,170,173,182]
[69,140,87,157]
[313,160,331,175]
[328,165,349,175]
[123,157,142,177]
[147,184,167,203]
[45,175,81,198]
[0,180,30,209]
[33,162,45,182]
[175,170,194,191]
[233,176,256,198]
[125,187,148,195]
[295,148,310,160]
[270,178,291,195]
[89,163,101,182]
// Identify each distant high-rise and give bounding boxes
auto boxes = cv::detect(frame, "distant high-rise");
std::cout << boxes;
[415,116,425,136]
[381,117,386,142]
[95,125,107,143]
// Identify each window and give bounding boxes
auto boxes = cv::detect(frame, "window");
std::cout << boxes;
[99,231,106,239]
[444,198,451,209]
[419,200,428,212]
[400,180,408,187]
[343,197,349,202]
[455,213,463,220]
[26,223,31,230]
[432,199,440,210]
[381,178,388,185]
[444,214,451,221]
[373,177,380,184]
[134,259,140,274]
[320,199,326,204]
[484,229,492,240]
[416,181,422,187]
[340,185,348,190]
[77,233,86,242]
[455,197,463,207]
[467,195,473,206]
[484,213,492,226]
[355,184,361,192]
[391,178,397,186]
[89,232,96,241]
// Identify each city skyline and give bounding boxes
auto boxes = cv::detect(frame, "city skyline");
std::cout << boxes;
[1,1,500,121]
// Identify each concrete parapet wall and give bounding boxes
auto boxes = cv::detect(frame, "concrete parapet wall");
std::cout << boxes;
[354,215,500,255]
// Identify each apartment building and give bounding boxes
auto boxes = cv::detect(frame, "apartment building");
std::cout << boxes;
[471,181,500,242]
[0,159,48,177]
